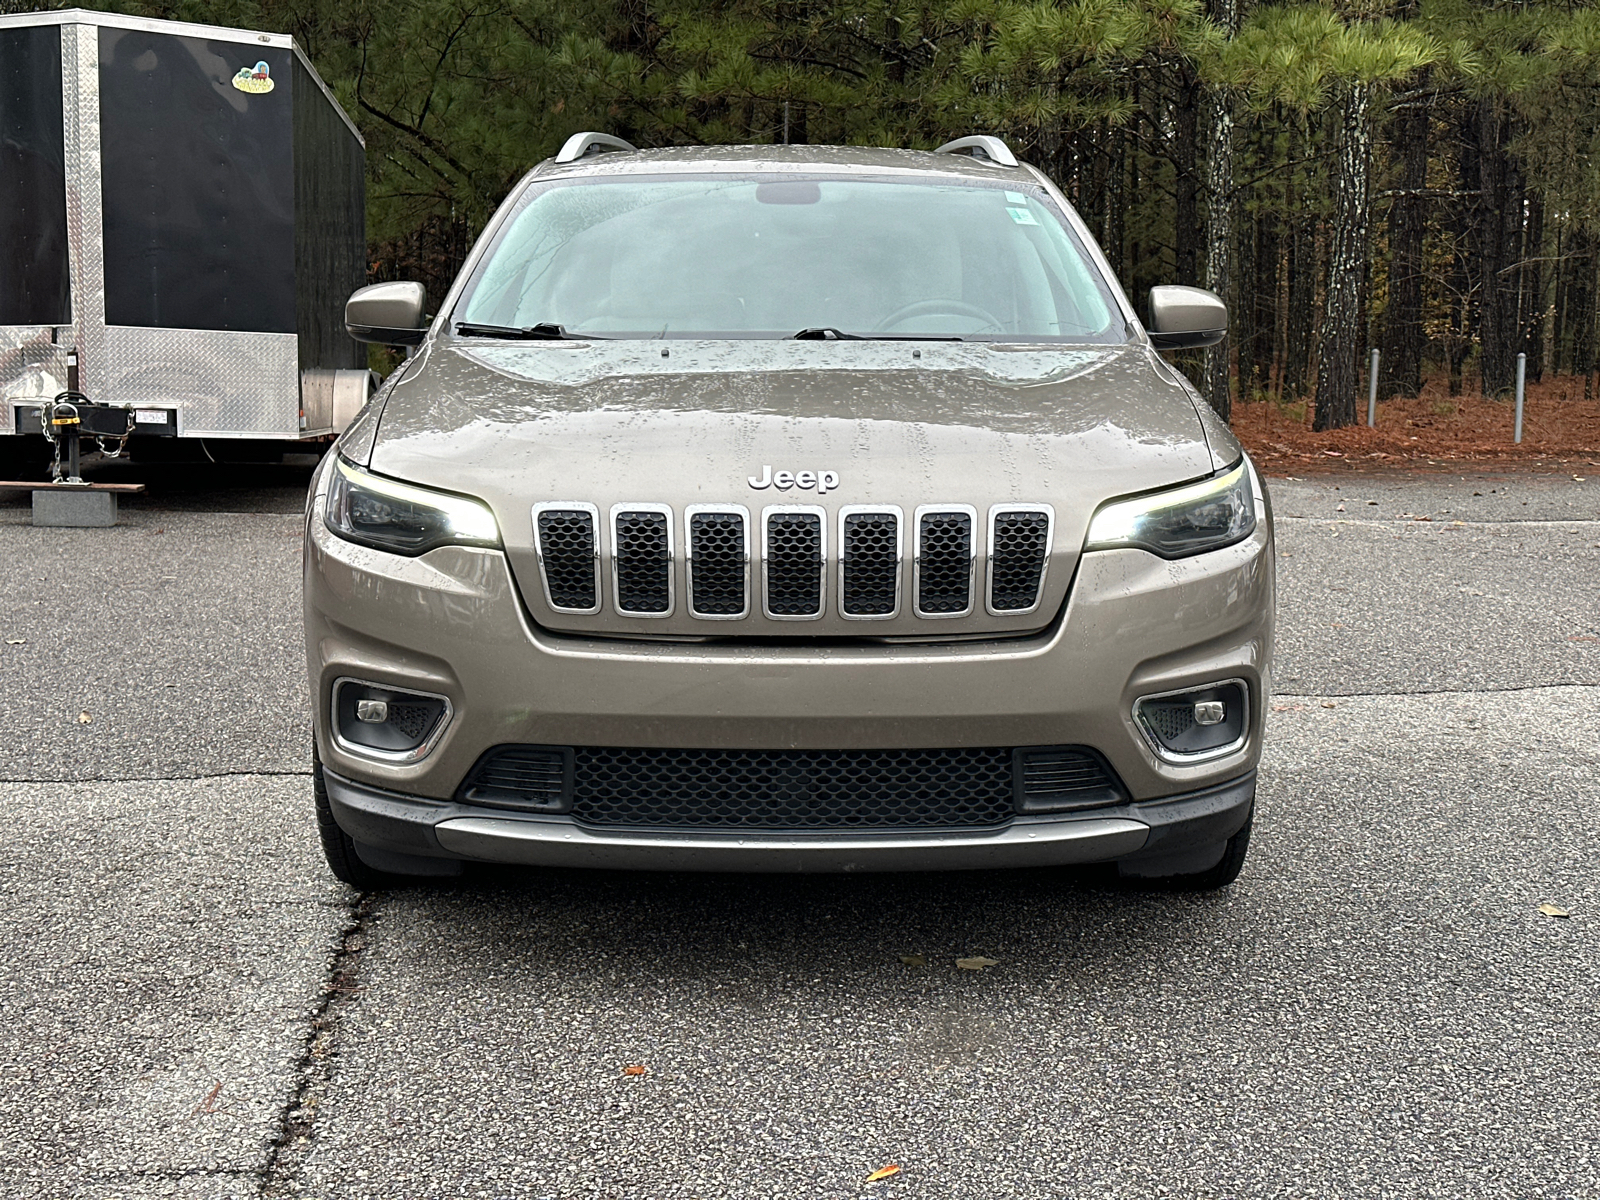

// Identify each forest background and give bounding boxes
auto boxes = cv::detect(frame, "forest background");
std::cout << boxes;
[8,0,1600,433]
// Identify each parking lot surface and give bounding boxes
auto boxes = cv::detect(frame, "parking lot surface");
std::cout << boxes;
[1,464,1595,1199]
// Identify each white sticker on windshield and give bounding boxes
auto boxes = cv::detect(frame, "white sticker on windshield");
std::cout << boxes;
[1006,206,1039,226]
[1005,191,1028,205]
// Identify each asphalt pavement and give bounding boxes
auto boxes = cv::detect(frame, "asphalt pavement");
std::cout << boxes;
[1,462,1595,1199]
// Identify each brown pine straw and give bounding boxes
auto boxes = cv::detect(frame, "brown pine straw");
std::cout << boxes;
[1233,374,1600,475]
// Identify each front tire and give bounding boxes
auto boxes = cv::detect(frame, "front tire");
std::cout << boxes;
[313,750,409,888]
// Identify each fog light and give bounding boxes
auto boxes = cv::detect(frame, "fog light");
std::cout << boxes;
[356,699,389,724]
[333,678,451,761]
[1135,681,1247,761]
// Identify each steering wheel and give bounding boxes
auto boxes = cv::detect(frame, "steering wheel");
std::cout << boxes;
[873,298,1005,334]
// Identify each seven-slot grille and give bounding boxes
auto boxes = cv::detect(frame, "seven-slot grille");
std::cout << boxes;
[988,507,1053,614]
[915,507,976,617]
[840,508,901,618]
[528,503,1053,623]
[763,509,825,618]
[455,743,1126,828]
[533,504,600,613]
[687,507,750,618]
[612,506,673,615]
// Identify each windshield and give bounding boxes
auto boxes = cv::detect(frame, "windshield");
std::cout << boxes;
[454,175,1124,341]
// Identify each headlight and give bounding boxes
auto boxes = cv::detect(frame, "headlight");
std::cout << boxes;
[1084,460,1255,559]
[324,456,500,555]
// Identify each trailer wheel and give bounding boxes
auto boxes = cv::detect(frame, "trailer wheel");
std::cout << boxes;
[0,437,49,482]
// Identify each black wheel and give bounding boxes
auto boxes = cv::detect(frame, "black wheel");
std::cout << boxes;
[0,437,50,481]
[313,750,410,888]
[1164,809,1253,891]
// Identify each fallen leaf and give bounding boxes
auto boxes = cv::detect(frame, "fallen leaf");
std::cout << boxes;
[192,1081,223,1115]
[77,711,92,724]
[955,956,999,971]
[865,1164,902,1182]
[1321,702,1337,709]
[899,954,926,967]
[622,1064,647,1076]
[4,638,23,646]
[1538,903,1571,918]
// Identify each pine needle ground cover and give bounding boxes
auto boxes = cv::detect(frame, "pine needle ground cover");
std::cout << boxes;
[1235,373,1600,475]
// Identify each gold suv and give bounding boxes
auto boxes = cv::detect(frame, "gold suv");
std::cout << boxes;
[304,134,1274,889]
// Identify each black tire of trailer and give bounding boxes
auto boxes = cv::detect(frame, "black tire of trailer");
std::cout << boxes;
[0,436,51,481]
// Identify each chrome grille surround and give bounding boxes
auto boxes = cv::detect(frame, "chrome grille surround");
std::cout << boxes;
[531,502,601,615]
[913,504,977,619]
[610,503,675,617]
[685,504,751,620]
[762,505,827,620]
[985,503,1054,616]
[837,505,903,620]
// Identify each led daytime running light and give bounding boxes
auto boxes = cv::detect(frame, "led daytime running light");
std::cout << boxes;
[1084,461,1254,558]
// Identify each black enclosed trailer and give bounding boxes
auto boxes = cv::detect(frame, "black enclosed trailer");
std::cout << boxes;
[0,9,370,458]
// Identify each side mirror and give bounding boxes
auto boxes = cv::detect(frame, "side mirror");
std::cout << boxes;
[1147,285,1227,350]
[345,281,428,346]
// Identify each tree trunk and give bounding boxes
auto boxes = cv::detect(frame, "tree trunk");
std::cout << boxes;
[1381,84,1429,397]
[1314,82,1373,430]
[1174,65,1200,285]
[1476,98,1521,399]
[1282,143,1315,400]
[1200,0,1240,421]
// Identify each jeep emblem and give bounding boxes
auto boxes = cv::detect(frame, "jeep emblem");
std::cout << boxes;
[747,465,839,494]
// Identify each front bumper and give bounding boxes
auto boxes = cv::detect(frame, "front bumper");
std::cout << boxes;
[305,494,1274,807]
[325,765,1255,874]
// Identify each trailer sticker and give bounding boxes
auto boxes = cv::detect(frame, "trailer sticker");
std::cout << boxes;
[134,410,168,424]
[231,61,274,94]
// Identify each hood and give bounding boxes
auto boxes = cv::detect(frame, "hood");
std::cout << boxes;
[363,338,1220,637]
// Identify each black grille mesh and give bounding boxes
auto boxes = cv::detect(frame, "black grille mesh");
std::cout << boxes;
[536,509,597,611]
[457,746,571,812]
[917,511,973,614]
[765,512,823,616]
[386,703,436,741]
[570,746,1015,830]
[842,511,899,616]
[614,510,670,613]
[689,512,746,616]
[989,510,1050,612]
[1015,747,1124,813]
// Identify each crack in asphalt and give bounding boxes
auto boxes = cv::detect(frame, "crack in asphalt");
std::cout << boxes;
[1275,681,1600,699]
[259,891,376,1199]
[0,769,313,785]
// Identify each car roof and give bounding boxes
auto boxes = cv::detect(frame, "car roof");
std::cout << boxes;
[531,143,1036,183]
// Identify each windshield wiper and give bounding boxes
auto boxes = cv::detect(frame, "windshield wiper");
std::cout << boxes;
[455,321,590,340]
[792,327,863,340]
[793,327,967,342]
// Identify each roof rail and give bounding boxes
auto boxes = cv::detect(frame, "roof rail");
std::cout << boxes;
[554,132,637,164]
[933,136,1018,169]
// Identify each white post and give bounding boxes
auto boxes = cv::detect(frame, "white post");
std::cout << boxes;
[1367,348,1380,427]
[1515,352,1526,444]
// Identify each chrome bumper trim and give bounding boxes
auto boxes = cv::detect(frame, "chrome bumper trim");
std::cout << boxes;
[430,815,1149,872]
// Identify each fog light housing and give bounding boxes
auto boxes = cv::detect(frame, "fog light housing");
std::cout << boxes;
[1135,681,1248,762]
[333,678,451,762]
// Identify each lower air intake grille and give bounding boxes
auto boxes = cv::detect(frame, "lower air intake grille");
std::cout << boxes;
[614,509,671,614]
[765,511,823,617]
[841,511,899,616]
[917,510,973,615]
[536,509,598,611]
[571,746,1017,830]
[1014,746,1125,813]
[457,746,573,812]
[689,511,747,617]
[989,509,1050,613]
